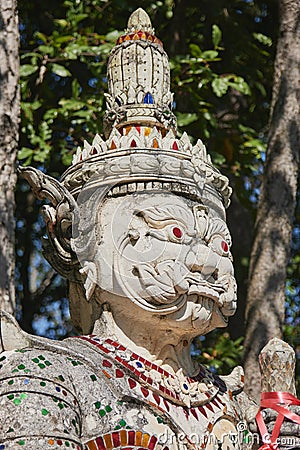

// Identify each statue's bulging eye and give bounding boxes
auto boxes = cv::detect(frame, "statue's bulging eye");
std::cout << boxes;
[210,236,230,256]
[221,240,229,253]
[172,227,183,239]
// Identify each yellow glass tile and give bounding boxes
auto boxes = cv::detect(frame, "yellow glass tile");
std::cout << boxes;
[120,430,127,446]
[142,433,150,448]
[124,35,131,41]
[135,431,142,446]
[144,127,151,136]
[133,34,139,40]
[110,141,117,150]
[48,439,54,446]
[102,369,111,379]
[126,126,132,135]
[86,440,98,450]
[152,138,159,148]
[104,434,113,450]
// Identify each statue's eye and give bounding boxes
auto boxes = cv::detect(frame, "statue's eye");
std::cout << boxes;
[172,227,183,239]
[210,236,230,255]
[221,240,229,253]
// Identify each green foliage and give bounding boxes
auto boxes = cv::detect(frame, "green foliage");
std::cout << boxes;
[194,332,244,374]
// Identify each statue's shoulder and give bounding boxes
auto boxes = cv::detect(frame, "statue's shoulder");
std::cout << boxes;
[0,311,85,382]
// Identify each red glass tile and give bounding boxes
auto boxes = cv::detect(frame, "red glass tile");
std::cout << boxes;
[95,437,106,450]
[112,432,120,447]
[148,436,157,450]
[128,431,135,445]
[103,360,112,368]
[128,378,136,389]
[190,409,198,420]
[140,387,149,398]
[116,369,124,378]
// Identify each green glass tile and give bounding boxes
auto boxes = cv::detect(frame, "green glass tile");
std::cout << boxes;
[38,363,46,369]
[18,440,25,445]
[13,398,21,405]
[114,426,120,430]
[58,375,65,381]
[99,409,106,417]
[0,355,6,361]
[119,419,126,427]
[18,364,25,370]
[90,374,97,381]
[65,442,70,447]
[8,380,14,385]
[105,405,112,412]
[7,427,14,433]
[41,408,49,416]
[38,355,45,361]
[24,369,31,374]
[32,358,39,363]
[7,394,14,400]
[45,360,52,366]
[20,393,27,399]
[58,403,64,410]
[40,381,46,387]
[94,401,101,409]
[12,369,19,373]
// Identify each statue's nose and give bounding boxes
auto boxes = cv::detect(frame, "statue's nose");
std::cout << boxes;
[185,244,220,278]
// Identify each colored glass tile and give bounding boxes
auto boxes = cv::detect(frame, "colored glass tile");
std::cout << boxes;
[102,359,112,368]
[130,139,137,147]
[103,434,113,450]
[58,403,64,409]
[128,431,135,445]
[105,405,112,412]
[94,401,101,409]
[135,431,142,446]
[24,379,29,385]
[58,375,65,381]
[152,138,159,148]
[56,387,61,392]
[41,408,49,416]
[102,369,111,379]
[0,355,6,361]
[99,409,106,417]
[18,440,25,446]
[40,381,46,386]
[172,141,179,150]
[57,440,63,446]
[38,363,46,369]
[119,419,126,427]
[18,364,25,370]
[120,429,127,445]
[144,93,154,104]
[115,369,124,378]
[95,437,105,450]
[90,374,97,381]
[38,355,45,361]
[45,360,52,366]
[112,432,120,447]
[0,444,5,449]
[148,435,157,450]
[8,380,14,385]
[13,398,21,405]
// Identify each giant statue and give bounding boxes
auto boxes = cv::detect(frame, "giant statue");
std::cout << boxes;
[0,9,299,450]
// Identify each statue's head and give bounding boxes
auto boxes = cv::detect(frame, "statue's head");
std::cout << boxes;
[21,9,236,336]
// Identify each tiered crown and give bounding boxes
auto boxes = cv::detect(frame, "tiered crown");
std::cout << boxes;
[60,8,232,216]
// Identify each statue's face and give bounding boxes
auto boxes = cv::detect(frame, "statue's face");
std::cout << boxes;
[75,191,237,336]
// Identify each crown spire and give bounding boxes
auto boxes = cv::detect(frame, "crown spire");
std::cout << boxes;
[126,8,154,34]
[103,8,176,138]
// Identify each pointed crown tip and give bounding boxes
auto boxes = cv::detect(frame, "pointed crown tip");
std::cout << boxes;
[127,8,153,32]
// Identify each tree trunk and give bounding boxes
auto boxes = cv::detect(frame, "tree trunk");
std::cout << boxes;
[0,1,19,314]
[244,0,300,401]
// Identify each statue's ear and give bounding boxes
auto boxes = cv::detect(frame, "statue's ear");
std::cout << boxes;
[18,166,80,281]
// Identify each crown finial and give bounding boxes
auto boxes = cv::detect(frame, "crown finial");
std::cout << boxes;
[126,8,154,34]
